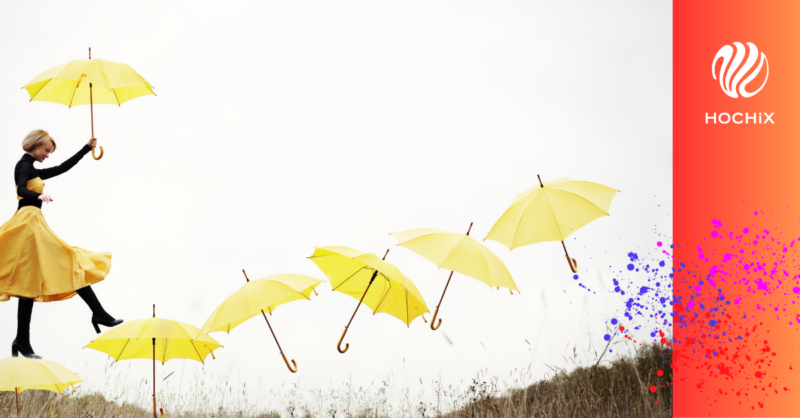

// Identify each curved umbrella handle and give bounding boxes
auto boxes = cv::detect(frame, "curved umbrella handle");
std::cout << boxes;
[337,328,350,353]
[282,353,298,373]
[92,146,104,160]
[567,255,578,273]
[159,408,164,418]
[430,307,442,330]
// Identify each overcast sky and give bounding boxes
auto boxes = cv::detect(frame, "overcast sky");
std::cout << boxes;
[0,0,671,412]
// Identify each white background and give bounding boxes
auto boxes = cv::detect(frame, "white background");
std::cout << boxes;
[0,0,671,412]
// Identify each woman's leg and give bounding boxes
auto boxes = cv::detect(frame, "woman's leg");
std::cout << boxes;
[76,286,123,333]
[12,297,40,358]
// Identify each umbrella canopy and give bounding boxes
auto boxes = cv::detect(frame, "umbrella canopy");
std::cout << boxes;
[391,227,517,291]
[86,317,221,364]
[23,58,154,107]
[308,247,429,352]
[199,272,323,373]
[309,246,428,326]
[0,357,82,393]
[0,357,83,418]
[200,273,323,334]
[392,223,517,330]
[485,176,619,272]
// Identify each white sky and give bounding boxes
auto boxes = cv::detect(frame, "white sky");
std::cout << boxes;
[0,0,671,413]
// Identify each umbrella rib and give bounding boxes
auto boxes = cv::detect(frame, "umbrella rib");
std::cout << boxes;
[436,234,470,272]
[406,289,409,326]
[547,189,608,239]
[192,341,204,364]
[539,189,566,241]
[27,80,53,102]
[556,188,613,216]
[116,339,131,361]
[372,274,392,312]
[163,339,168,364]
[67,80,79,109]
[332,266,370,291]
[472,239,494,287]
[506,194,537,249]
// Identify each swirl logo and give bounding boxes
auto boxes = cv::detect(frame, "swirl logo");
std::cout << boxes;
[712,42,769,98]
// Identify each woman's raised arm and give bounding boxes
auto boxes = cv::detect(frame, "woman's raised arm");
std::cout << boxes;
[38,138,96,180]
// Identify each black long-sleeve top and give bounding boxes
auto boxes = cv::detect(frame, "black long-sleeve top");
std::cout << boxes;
[15,145,92,209]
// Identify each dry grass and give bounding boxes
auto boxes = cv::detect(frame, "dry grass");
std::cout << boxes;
[0,342,671,417]
[440,342,672,418]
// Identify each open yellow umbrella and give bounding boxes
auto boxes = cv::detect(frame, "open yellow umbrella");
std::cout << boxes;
[391,222,518,331]
[22,48,155,160]
[85,305,221,418]
[485,176,619,272]
[308,247,429,353]
[0,357,83,418]
[199,271,323,373]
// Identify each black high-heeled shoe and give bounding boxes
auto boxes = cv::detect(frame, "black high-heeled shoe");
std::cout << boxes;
[12,338,41,359]
[92,313,124,334]
[77,286,123,334]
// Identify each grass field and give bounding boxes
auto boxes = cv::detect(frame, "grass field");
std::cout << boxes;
[0,342,671,417]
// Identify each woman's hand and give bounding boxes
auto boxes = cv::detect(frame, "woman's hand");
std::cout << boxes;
[87,138,97,148]
[38,194,53,203]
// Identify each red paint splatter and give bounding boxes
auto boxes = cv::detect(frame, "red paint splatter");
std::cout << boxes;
[649,386,657,393]
[657,370,664,377]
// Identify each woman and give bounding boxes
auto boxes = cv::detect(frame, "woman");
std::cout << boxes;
[0,129,122,359]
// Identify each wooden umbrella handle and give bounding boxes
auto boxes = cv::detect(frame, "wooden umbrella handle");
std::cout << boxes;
[89,83,103,160]
[566,255,578,273]
[282,353,298,373]
[337,328,350,353]
[430,307,442,330]
[561,241,578,273]
[431,271,455,331]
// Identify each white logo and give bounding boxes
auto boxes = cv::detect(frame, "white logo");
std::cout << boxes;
[712,42,769,98]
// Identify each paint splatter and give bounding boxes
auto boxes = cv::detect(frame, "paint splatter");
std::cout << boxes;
[601,237,673,344]
[674,215,799,410]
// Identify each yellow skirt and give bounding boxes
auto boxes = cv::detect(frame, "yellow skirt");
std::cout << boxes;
[0,206,111,302]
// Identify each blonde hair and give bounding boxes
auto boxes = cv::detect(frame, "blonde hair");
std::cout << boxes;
[22,129,56,153]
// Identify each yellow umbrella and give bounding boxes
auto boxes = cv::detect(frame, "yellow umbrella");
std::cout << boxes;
[85,305,221,418]
[22,48,155,160]
[485,175,619,272]
[308,247,429,353]
[0,357,83,418]
[199,270,323,373]
[391,222,518,331]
